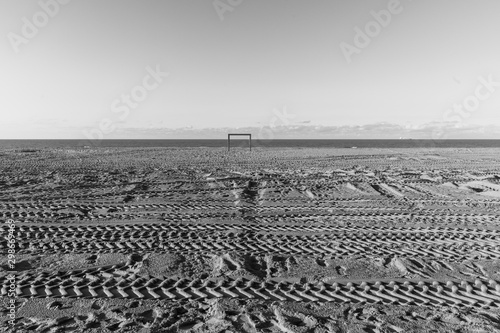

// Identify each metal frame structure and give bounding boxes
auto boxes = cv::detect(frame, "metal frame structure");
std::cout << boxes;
[227,133,252,151]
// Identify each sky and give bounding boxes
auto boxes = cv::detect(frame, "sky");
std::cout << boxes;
[1,0,500,139]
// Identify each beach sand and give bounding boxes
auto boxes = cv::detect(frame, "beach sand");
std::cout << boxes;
[2,147,500,332]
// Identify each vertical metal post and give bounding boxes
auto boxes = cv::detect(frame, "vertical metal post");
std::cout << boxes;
[228,134,230,151]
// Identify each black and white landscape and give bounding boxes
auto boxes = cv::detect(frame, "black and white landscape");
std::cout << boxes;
[2,1,500,332]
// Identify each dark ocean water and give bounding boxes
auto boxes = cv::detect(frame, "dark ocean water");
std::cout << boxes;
[1,139,500,149]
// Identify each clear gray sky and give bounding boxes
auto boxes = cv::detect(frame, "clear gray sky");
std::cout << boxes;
[1,0,500,139]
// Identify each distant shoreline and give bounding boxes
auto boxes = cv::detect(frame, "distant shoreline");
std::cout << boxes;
[1,139,500,149]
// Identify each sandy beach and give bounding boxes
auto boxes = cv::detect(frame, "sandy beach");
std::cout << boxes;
[2,147,500,332]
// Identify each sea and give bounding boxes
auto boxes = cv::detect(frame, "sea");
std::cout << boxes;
[0,139,500,149]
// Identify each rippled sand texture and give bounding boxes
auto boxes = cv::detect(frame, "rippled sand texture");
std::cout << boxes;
[2,147,500,332]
